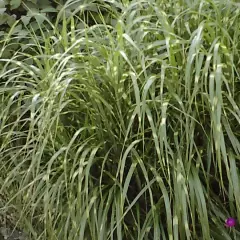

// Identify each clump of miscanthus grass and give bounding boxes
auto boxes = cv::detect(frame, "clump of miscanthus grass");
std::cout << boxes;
[0,0,240,239]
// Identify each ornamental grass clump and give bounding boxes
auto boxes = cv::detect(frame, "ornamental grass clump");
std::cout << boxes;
[0,0,240,239]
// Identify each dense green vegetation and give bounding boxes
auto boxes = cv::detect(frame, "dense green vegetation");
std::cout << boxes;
[1,0,240,239]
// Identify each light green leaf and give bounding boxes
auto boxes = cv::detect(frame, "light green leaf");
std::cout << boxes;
[27,8,39,17]
[23,1,37,10]
[10,0,21,9]
[28,10,46,26]
[0,13,8,25]
[40,7,57,13]
[12,23,22,34]
[0,7,6,14]
[37,0,50,8]
[7,14,16,26]
[0,0,5,8]
[21,15,31,26]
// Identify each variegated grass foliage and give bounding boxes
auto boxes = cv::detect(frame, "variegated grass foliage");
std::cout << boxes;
[0,0,240,239]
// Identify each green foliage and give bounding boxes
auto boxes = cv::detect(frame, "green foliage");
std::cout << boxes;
[1,0,240,239]
[0,0,62,59]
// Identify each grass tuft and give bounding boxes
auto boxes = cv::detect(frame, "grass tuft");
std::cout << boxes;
[0,0,240,239]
